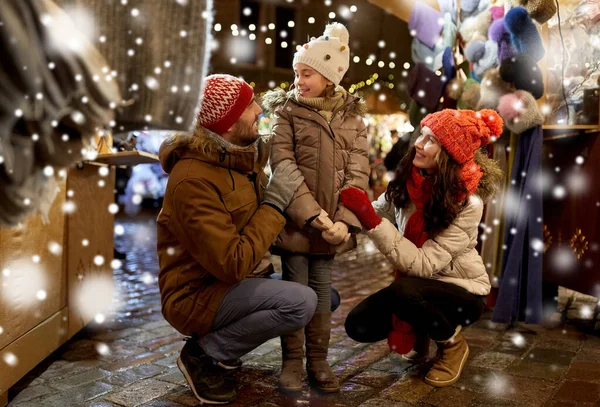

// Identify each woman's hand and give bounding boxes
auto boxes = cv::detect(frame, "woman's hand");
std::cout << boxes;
[339,187,382,230]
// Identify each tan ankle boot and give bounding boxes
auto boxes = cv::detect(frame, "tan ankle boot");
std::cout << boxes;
[279,329,305,392]
[305,312,340,393]
[424,327,469,387]
[402,331,430,363]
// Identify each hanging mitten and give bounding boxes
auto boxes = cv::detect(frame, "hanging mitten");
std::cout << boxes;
[508,0,556,24]
[412,38,446,71]
[477,67,516,110]
[474,41,499,77]
[407,63,445,111]
[339,188,382,230]
[489,18,518,62]
[504,7,545,61]
[388,316,417,355]
[498,90,543,134]
[459,10,493,44]
[409,1,444,48]
[438,0,458,23]
[441,47,457,84]
[500,54,544,99]
[461,0,491,20]
[443,12,458,48]
[461,0,480,14]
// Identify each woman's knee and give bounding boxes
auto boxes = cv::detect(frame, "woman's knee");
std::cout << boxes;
[344,307,372,342]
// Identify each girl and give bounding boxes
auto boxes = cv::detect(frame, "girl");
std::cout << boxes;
[262,23,369,393]
[340,109,504,387]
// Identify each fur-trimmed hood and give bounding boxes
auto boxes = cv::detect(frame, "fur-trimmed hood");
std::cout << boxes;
[474,149,504,203]
[158,126,267,175]
[261,87,368,117]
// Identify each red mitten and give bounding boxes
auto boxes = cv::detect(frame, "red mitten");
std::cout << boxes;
[339,188,382,230]
[388,316,416,354]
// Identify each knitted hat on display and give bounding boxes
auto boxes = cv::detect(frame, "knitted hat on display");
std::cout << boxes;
[509,0,556,24]
[196,74,254,135]
[421,109,503,164]
[489,18,518,62]
[498,90,543,133]
[499,54,544,99]
[457,78,481,110]
[490,6,505,20]
[472,40,499,77]
[293,23,350,85]
[477,67,516,110]
[504,7,545,61]
[459,10,493,44]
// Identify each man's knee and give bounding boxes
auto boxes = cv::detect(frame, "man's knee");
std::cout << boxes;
[282,282,317,327]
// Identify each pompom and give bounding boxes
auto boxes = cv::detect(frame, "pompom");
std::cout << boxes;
[498,90,542,133]
[323,23,349,45]
[479,109,504,136]
[447,78,464,100]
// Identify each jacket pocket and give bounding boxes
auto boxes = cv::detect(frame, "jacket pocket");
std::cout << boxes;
[222,182,256,212]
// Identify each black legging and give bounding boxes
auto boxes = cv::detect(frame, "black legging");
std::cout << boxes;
[345,276,486,342]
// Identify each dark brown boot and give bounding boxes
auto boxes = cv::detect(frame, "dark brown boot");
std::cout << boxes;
[278,329,305,392]
[305,312,340,393]
[402,331,431,363]
[424,327,469,387]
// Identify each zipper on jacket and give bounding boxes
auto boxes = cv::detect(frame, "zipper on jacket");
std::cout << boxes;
[219,148,236,190]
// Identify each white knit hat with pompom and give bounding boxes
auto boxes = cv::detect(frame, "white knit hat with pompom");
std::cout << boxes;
[292,23,350,85]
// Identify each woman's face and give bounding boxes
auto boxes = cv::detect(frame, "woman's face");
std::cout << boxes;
[293,63,332,98]
[413,126,441,172]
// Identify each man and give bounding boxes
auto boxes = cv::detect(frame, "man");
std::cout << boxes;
[157,74,317,404]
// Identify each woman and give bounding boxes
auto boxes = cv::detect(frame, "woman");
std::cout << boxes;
[340,109,504,387]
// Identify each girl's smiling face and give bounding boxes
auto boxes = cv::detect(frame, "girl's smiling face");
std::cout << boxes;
[293,63,333,98]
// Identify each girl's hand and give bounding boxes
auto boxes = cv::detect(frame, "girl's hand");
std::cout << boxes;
[340,188,382,230]
[322,221,350,245]
[310,209,334,231]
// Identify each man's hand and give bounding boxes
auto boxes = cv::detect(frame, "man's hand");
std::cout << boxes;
[322,221,350,245]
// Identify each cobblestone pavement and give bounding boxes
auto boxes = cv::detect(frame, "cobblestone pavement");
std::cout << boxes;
[7,215,600,406]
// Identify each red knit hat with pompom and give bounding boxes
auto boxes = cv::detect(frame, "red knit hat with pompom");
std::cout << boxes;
[420,109,503,164]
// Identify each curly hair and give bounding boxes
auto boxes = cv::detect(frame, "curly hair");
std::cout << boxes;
[385,147,495,237]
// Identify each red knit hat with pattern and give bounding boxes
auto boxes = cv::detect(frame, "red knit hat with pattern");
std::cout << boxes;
[420,109,503,164]
[197,74,254,135]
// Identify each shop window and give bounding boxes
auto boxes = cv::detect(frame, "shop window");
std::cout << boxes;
[275,7,295,69]
[235,0,259,64]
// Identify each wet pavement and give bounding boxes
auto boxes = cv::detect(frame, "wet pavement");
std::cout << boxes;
[6,214,600,406]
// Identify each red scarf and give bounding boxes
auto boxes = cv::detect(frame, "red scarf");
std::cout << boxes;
[403,165,434,249]
[388,166,434,354]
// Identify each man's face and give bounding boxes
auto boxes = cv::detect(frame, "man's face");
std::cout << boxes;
[229,99,262,146]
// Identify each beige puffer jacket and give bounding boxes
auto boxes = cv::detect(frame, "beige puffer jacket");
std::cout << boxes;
[262,89,369,255]
[370,193,491,295]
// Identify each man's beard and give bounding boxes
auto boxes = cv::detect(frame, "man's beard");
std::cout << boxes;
[230,119,259,147]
